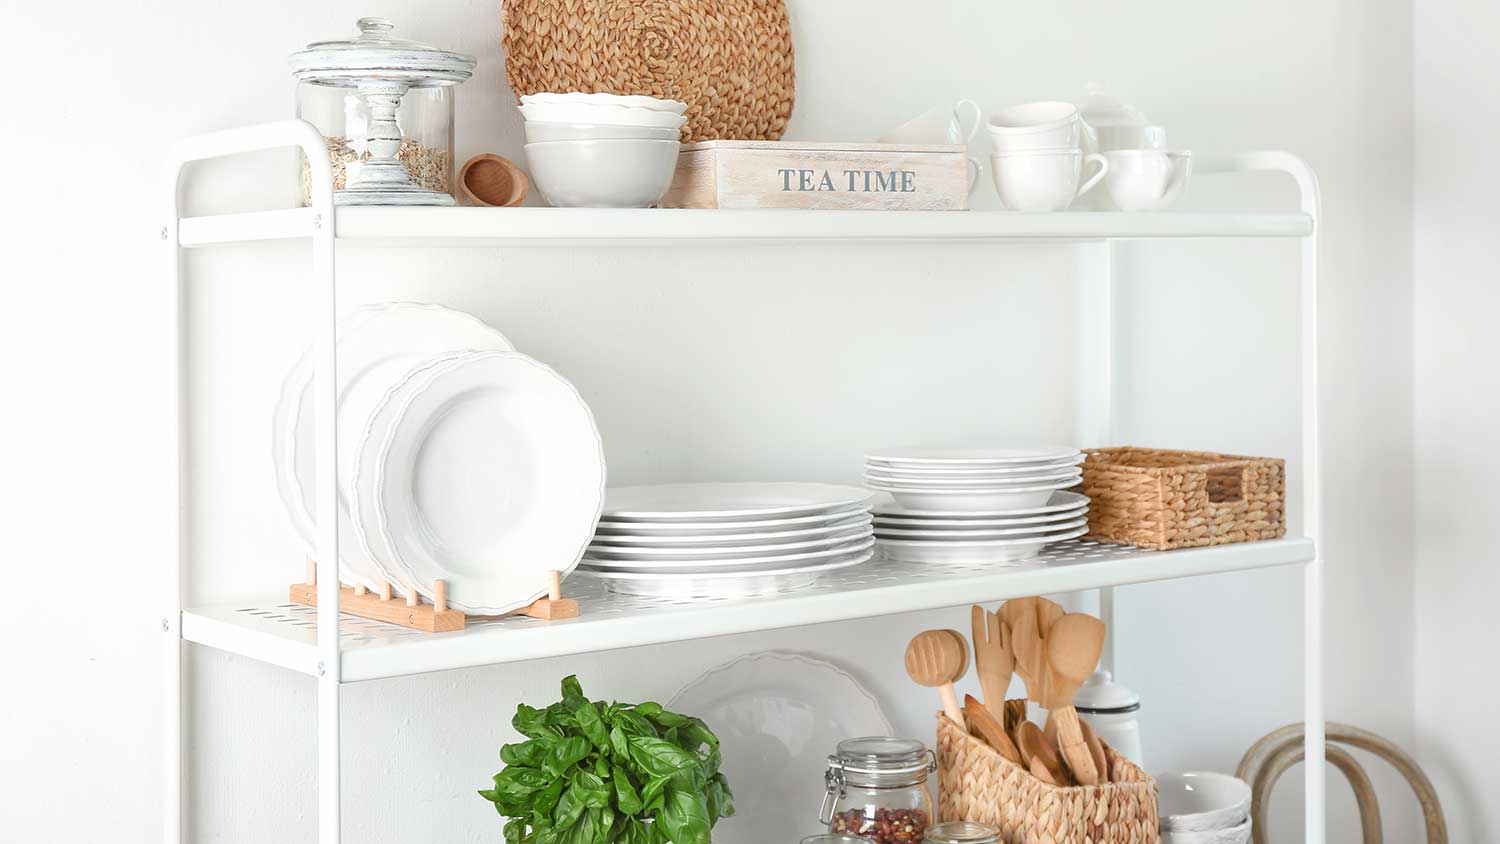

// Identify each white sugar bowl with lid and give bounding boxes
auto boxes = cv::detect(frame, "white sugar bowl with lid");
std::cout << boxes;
[290,17,475,206]
[1073,669,1143,766]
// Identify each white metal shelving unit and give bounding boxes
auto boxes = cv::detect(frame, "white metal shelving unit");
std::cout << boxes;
[163,119,1325,843]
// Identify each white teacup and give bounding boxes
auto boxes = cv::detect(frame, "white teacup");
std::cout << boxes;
[1097,123,1167,151]
[987,101,1097,152]
[879,99,982,145]
[1103,150,1192,211]
[991,148,1109,212]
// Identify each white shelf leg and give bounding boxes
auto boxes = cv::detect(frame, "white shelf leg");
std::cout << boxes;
[1075,240,1117,670]
[162,160,185,844]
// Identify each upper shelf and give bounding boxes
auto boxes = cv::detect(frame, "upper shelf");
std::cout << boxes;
[182,537,1313,683]
[175,206,1315,248]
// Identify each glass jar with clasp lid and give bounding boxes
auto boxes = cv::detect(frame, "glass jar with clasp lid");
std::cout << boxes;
[923,821,999,844]
[821,737,936,844]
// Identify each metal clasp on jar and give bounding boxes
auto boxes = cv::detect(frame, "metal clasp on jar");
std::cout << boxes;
[819,754,847,825]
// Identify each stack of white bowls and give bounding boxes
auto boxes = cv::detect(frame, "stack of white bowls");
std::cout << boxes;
[864,447,1090,563]
[578,483,877,598]
[519,92,687,208]
[1157,772,1252,844]
[987,101,1110,212]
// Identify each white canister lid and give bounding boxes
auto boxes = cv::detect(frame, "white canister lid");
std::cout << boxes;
[1076,82,1149,130]
[290,17,475,87]
[1072,669,1140,714]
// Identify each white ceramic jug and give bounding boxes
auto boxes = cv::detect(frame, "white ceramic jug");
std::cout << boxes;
[1073,669,1143,767]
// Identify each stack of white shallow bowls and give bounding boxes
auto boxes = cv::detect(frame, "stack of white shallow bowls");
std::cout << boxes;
[273,302,606,615]
[864,447,1089,563]
[578,483,877,598]
[1157,772,1252,844]
[519,92,686,207]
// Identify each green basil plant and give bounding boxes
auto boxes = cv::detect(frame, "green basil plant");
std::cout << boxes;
[480,675,735,844]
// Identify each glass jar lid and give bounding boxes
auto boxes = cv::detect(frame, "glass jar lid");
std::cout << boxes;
[924,821,999,844]
[290,17,475,87]
[803,836,876,844]
[832,737,932,776]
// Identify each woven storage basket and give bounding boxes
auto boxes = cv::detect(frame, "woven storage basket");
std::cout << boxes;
[500,0,795,143]
[1080,447,1285,551]
[936,713,1158,844]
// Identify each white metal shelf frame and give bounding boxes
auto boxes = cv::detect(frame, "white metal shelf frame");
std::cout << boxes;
[162,119,1324,844]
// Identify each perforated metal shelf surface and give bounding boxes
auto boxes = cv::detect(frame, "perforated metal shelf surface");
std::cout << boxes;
[182,537,1313,682]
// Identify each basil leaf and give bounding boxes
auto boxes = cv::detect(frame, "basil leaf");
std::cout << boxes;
[651,709,689,728]
[558,807,600,844]
[682,719,719,751]
[707,773,735,820]
[505,818,526,844]
[626,736,698,777]
[612,764,643,814]
[659,784,712,844]
[609,726,631,761]
[640,774,669,812]
[544,736,592,778]
[554,780,586,829]
[612,710,657,738]
[514,704,554,740]
[561,675,587,711]
[535,777,566,817]
[634,702,663,718]
[502,739,548,767]
[572,770,612,809]
[576,700,610,750]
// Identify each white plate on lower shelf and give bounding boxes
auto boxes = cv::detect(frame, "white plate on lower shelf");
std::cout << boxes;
[576,547,875,597]
[590,514,871,547]
[875,508,1087,531]
[582,536,875,571]
[594,507,869,536]
[866,481,1078,511]
[863,469,1081,487]
[668,652,893,844]
[587,527,871,559]
[601,482,875,522]
[865,446,1081,465]
[374,350,605,614]
[862,455,1084,476]
[877,526,1088,563]
[874,517,1088,540]
[872,490,1089,519]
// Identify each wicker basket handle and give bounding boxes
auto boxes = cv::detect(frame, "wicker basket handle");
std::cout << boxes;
[1199,461,1251,506]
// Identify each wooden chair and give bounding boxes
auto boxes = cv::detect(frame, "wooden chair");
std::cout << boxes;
[1236,722,1448,844]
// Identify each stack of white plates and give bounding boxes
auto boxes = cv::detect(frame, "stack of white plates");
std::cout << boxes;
[578,483,877,598]
[864,447,1089,563]
[273,302,606,615]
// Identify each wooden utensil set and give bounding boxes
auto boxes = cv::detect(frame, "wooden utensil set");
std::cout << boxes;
[904,598,1118,788]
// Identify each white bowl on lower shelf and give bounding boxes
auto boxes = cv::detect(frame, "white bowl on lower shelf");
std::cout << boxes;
[1158,771,1252,832]
[1162,818,1250,844]
[524,138,681,208]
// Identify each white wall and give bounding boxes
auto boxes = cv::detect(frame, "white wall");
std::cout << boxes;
[1,1,1417,842]
[1413,0,1500,839]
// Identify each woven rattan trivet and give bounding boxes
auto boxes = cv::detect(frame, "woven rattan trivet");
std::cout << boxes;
[501,0,795,142]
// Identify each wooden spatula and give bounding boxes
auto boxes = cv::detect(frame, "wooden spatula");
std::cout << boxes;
[1044,613,1107,785]
[1017,721,1072,786]
[971,605,1013,721]
[906,629,969,728]
[1010,605,1050,706]
[1035,597,1066,638]
[964,693,1021,764]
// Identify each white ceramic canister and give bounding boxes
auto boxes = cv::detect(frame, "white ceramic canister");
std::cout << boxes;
[1073,669,1143,767]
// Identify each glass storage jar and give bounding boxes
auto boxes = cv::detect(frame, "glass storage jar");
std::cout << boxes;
[923,821,998,844]
[821,737,936,844]
[290,17,474,206]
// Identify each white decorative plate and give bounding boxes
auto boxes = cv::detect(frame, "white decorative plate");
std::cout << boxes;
[668,652,893,844]
[272,302,513,588]
[871,490,1090,519]
[865,446,1081,465]
[602,482,874,522]
[374,351,605,614]
[590,514,872,547]
[877,525,1089,563]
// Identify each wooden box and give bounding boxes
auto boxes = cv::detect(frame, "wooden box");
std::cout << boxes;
[662,140,973,210]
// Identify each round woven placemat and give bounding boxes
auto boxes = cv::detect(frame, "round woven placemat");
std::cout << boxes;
[501,0,795,142]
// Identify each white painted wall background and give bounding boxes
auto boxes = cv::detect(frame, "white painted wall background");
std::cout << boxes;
[1413,0,1500,839]
[0,0,1423,842]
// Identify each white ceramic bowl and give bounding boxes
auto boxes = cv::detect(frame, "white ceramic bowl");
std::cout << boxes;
[524,121,681,144]
[1104,150,1193,211]
[1161,818,1250,844]
[1158,771,1252,832]
[524,139,680,208]
[521,92,688,114]
[987,101,1086,151]
[519,101,688,129]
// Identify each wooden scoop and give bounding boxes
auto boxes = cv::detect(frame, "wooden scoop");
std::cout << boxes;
[964,693,1021,764]
[906,629,969,728]
[1016,721,1071,786]
[459,153,530,207]
[971,605,1014,722]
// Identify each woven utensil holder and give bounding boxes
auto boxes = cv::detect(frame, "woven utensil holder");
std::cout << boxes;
[936,713,1158,844]
[1080,447,1286,551]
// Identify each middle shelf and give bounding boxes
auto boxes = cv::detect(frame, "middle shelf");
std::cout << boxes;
[183,536,1312,683]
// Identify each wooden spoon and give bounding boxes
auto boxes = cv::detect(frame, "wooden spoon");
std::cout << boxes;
[1010,606,1050,705]
[1016,721,1071,786]
[971,606,1013,722]
[459,153,530,207]
[1081,719,1110,783]
[964,693,1021,764]
[1045,613,1107,785]
[906,629,968,728]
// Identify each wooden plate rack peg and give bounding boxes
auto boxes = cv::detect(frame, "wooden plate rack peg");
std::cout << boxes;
[289,560,580,632]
